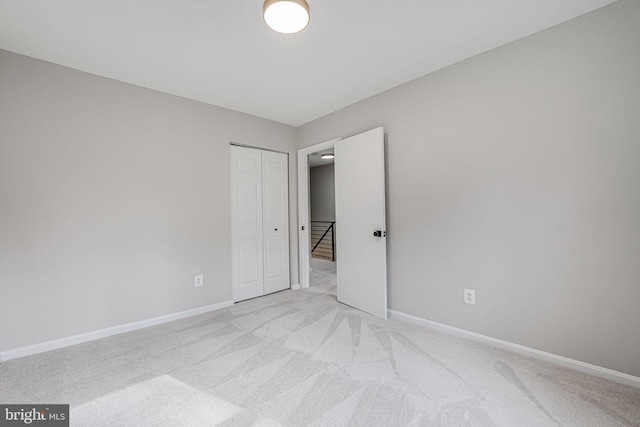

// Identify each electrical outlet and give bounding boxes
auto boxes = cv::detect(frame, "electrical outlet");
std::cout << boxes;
[464,289,476,305]
[195,275,204,287]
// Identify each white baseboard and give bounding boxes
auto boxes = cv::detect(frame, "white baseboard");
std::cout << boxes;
[388,309,640,389]
[291,284,301,290]
[0,300,234,363]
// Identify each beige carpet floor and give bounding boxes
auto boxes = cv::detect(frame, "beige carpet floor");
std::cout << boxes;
[1,262,639,426]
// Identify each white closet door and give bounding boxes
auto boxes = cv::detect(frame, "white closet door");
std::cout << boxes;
[262,150,290,294]
[231,146,289,302]
[231,146,264,301]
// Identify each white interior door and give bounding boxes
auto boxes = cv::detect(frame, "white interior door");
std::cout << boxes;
[262,150,290,294]
[334,127,388,319]
[232,146,289,302]
[231,146,264,301]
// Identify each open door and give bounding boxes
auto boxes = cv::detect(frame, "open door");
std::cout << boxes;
[334,127,387,319]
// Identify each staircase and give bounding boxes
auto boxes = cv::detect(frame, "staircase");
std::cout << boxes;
[310,221,335,261]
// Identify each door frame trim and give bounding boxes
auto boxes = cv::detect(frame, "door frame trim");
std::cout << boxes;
[297,138,341,289]
[230,142,288,155]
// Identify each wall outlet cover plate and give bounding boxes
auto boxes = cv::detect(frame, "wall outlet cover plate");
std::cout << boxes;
[195,275,204,287]
[464,288,476,305]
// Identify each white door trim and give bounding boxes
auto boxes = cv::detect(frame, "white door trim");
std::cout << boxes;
[230,142,288,155]
[297,138,341,289]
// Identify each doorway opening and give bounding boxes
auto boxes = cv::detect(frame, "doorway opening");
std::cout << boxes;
[297,138,340,290]
[308,150,336,288]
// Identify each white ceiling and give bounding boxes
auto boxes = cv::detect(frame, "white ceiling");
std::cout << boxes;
[0,0,617,127]
[309,148,334,168]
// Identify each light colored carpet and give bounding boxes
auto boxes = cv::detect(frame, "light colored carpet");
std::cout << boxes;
[1,267,639,426]
[310,258,337,288]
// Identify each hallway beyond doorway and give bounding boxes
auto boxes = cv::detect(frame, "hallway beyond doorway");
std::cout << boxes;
[310,257,336,288]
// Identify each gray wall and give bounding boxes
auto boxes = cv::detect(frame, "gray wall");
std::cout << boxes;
[0,50,298,352]
[310,164,335,222]
[297,0,640,377]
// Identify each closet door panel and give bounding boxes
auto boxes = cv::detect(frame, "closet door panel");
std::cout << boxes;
[231,146,264,301]
[262,150,290,294]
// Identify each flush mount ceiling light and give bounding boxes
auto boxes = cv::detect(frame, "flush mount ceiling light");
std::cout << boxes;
[263,0,310,34]
[321,153,334,159]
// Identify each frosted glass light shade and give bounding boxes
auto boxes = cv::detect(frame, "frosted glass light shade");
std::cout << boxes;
[263,0,310,34]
